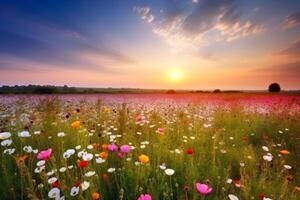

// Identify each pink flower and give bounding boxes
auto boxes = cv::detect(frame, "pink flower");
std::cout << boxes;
[108,144,118,152]
[117,152,125,158]
[195,182,213,196]
[37,148,52,160]
[120,145,130,153]
[136,115,145,122]
[156,128,164,135]
[137,194,152,200]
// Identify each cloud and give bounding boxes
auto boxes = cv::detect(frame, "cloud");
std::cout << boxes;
[275,39,300,58]
[255,62,300,79]
[282,10,300,29]
[134,0,263,46]
[134,7,155,23]
[0,30,136,73]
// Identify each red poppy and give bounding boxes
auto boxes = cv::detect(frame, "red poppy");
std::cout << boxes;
[74,181,81,187]
[233,180,241,187]
[78,160,88,168]
[52,181,60,188]
[186,148,194,155]
[258,192,265,200]
[286,175,294,181]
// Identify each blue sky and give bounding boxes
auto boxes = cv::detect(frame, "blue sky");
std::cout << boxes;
[0,0,300,89]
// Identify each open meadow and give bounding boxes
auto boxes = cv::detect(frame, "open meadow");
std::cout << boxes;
[0,93,299,200]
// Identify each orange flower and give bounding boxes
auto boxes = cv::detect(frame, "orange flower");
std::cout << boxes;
[99,152,108,159]
[103,107,111,113]
[15,155,28,166]
[101,144,108,151]
[93,143,100,149]
[92,192,100,200]
[138,154,150,164]
[295,186,300,192]
[280,150,290,155]
[71,120,81,128]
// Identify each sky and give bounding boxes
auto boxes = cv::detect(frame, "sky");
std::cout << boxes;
[0,0,300,90]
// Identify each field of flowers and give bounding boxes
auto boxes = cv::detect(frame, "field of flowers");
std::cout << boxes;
[0,94,299,200]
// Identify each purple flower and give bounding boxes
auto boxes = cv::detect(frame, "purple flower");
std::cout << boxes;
[120,145,130,153]
[108,144,118,152]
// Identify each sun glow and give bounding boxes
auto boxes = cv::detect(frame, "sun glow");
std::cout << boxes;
[168,70,184,82]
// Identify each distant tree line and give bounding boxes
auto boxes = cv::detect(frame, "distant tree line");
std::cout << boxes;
[0,85,170,94]
[0,85,80,94]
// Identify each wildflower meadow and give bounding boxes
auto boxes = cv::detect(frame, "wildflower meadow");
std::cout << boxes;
[0,94,299,200]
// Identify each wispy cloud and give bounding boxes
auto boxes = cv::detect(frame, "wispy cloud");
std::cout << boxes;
[282,10,300,29]
[275,39,300,58]
[133,7,155,23]
[254,62,300,80]
[134,0,263,46]
[0,30,136,73]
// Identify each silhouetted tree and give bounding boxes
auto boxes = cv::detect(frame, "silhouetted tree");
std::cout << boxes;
[166,89,176,94]
[268,83,281,92]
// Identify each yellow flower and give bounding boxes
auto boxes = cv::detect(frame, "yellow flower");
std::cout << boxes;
[71,120,80,128]
[280,150,290,155]
[138,154,150,164]
[103,107,111,113]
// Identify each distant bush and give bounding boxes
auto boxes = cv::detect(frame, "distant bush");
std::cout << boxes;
[213,89,221,93]
[268,83,281,92]
[166,90,176,94]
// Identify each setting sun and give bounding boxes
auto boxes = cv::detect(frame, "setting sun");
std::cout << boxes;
[168,70,183,82]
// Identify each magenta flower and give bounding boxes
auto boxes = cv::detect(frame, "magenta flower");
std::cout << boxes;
[108,144,118,152]
[120,145,130,153]
[137,194,152,200]
[37,148,52,160]
[156,128,164,135]
[195,182,213,196]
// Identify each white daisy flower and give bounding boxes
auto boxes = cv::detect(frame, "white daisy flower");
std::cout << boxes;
[3,148,15,155]
[57,132,65,137]
[164,168,175,176]
[1,139,12,147]
[59,167,67,173]
[228,194,239,200]
[85,171,96,177]
[36,160,46,167]
[263,155,273,162]
[0,132,11,139]
[96,157,105,164]
[18,131,31,137]
[82,153,93,161]
[107,168,116,173]
[262,146,269,152]
[48,187,60,199]
[284,165,292,169]
[70,186,80,196]
[23,145,33,153]
[81,181,90,191]
[48,177,58,184]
